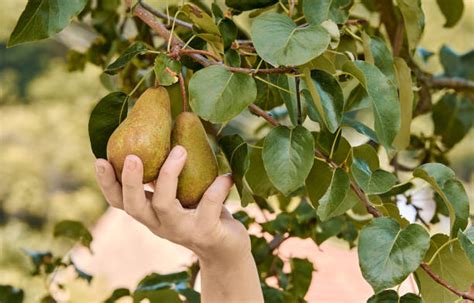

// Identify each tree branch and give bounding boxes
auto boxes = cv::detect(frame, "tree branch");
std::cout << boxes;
[125,1,474,300]
[178,73,187,112]
[138,0,193,29]
[427,77,474,92]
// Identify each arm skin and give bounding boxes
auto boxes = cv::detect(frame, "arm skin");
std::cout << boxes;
[94,145,264,303]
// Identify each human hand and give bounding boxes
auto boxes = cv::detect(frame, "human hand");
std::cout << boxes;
[94,145,250,263]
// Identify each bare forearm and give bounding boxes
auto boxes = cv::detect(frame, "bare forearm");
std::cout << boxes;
[200,250,264,303]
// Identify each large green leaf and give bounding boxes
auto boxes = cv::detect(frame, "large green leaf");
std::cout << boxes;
[317,168,359,221]
[413,163,469,237]
[416,234,474,303]
[367,290,423,303]
[251,13,330,66]
[104,288,131,303]
[189,65,257,123]
[8,0,88,47]
[262,126,315,196]
[342,61,400,150]
[303,0,353,25]
[392,57,414,150]
[342,115,379,143]
[88,92,128,159]
[459,227,474,266]
[436,0,464,28]
[303,70,344,133]
[432,94,473,148]
[362,34,396,84]
[396,0,425,51]
[53,220,93,249]
[305,158,333,206]
[358,218,430,293]
[105,42,148,74]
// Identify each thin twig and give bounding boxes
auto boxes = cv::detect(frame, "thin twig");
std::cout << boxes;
[138,0,193,29]
[178,73,187,112]
[420,263,474,301]
[179,49,221,62]
[427,77,474,92]
[248,104,279,126]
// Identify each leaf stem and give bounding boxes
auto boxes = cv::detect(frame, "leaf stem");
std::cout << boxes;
[178,72,187,112]
[295,76,302,125]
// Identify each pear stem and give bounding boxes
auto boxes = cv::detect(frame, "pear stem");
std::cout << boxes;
[179,72,188,112]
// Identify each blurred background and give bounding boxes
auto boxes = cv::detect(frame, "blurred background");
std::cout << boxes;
[0,0,473,302]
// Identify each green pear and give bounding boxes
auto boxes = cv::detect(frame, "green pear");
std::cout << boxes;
[172,112,218,207]
[107,87,171,183]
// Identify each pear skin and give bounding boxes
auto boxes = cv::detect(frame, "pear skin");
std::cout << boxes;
[107,87,171,183]
[172,112,218,207]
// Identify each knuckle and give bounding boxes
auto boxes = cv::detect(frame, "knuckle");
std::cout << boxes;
[159,168,175,180]
[202,191,221,204]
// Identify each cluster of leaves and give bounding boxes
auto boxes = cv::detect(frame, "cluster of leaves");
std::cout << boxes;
[4,0,474,302]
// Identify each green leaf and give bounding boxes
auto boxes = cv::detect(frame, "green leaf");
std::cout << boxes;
[133,271,189,302]
[395,0,425,51]
[53,220,93,249]
[245,142,276,198]
[189,65,257,123]
[262,126,315,196]
[104,42,148,74]
[224,49,241,67]
[105,288,131,303]
[219,18,237,50]
[286,258,313,299]
[392,57,414,150]
[351,157,397,195]
[458,227,474,265]
[225,0,278,11]
[305,158,333,206]
[88,92,128,159]
[362,34,396,84]
[219,135,254,206]
[8,0,88,47]
[413,163,469,237]
[416,234,474,303]
[436,0,464,28]
[439,46,474,80]
[133,289,181,303]
[342,61,400,150]
[0,285,24,303]
[303,0,353,24]
[251,13,330,66]
[303,69,344,132]
[255,74,283,110]
[182,4,220,36]
[358,218,430,293]
[276,74,302,126]
[342,115,379,143]
[317,168,359,221]
[262,285,284,303]
[154,53,182,86]
[432,93,473,148]
[367,290,423,303]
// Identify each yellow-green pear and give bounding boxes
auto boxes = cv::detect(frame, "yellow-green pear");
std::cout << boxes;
[107,87,171,183]
[172,112,218,207]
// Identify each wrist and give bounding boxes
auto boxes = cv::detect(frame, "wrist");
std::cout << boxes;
[196,237,252,269]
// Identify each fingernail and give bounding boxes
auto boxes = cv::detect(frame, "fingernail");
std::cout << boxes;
[223,172,233,177]
[170,145,185,159]
[125,155,137,171]
[95,161,106,174]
